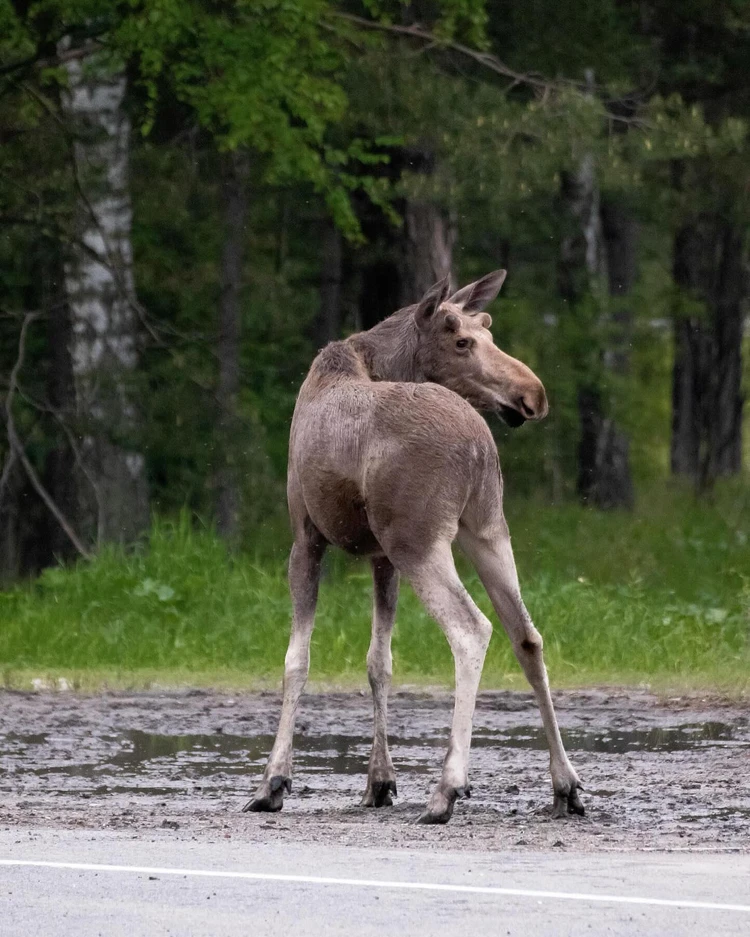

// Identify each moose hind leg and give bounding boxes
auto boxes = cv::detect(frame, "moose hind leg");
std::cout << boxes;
[397,543,491,824]
[459,525,584,818]
[244,526,326,813]
[361,557,399,808]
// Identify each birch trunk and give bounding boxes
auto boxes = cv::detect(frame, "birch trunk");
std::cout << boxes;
[60,49,148,545]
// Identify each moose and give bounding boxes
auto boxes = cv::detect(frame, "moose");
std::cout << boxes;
[246,270,584,824]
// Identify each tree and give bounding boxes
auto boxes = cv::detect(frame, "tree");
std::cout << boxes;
[315,218,343,347]
[60,47,149,545]
[630,0,750,487]
[0,0,488,561]
[399,195,455,306]
[671,215,746,486]
[598,197,637,508]
[215,149,249,545]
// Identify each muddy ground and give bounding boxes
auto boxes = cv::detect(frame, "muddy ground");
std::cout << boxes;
[1,688,748,853]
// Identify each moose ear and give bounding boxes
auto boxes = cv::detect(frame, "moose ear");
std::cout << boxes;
[414,275,452,330]
[448,269,507,312]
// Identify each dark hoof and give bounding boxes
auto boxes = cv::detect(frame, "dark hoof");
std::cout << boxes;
[552,783,585,819]
[242,775,292,813]
[361,779,397,808]
[417,808,452,825]
[417,785,470,825]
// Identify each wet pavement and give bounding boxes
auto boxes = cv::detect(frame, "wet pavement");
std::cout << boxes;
[1,688,749,853]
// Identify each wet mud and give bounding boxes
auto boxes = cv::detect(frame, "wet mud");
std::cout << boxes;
[1,688,748,853]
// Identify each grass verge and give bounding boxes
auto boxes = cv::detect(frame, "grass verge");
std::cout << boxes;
[1,484,748,694]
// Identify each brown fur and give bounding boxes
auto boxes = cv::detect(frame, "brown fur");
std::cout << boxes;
[246,271,583,824]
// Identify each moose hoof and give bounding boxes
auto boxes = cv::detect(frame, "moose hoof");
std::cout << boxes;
[361,779,397,808]
[242,775,292,813]
[417,807,451,825]
[552,783,585,819]
[417,785,471,825]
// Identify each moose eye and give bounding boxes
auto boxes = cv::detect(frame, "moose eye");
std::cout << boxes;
[456,338,470,350]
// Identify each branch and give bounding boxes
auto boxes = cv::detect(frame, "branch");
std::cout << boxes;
[334,13,648,121]
[1,313,91,559]
[0,312,39,509]
[334,13,567,94]
[13,382,105,548]
[0,37,104,78]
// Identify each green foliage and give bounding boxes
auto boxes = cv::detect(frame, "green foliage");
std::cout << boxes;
[113,0,489,235]
[1,0,749,584]
[0,1,452,237]
[1,489,747,688]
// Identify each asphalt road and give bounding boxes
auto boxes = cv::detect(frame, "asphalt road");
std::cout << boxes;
[2,829,749,936]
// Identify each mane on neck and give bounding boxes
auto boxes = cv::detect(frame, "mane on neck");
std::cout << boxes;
[347,306,423,383]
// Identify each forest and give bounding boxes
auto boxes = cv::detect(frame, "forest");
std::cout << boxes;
[0,1,748,688]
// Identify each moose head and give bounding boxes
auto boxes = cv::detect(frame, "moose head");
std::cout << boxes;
[413,271,548,427]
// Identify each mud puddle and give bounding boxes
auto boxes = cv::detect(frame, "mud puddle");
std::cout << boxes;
[1,688,748,853]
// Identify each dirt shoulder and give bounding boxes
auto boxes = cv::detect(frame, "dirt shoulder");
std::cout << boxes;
[1,688,748,854]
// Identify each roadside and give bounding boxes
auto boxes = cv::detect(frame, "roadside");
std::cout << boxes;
[1,688,748,853]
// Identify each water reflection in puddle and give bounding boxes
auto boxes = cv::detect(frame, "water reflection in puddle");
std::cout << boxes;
[477,721,743,754]
[1,720,745,796]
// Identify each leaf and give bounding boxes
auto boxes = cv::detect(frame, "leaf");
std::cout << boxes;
[133,578,176,601]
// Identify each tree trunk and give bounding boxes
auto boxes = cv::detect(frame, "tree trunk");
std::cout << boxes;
[671,216,745,488]
[315,219,342,348]
[356,198,453,331]
[43,247,78,562]
[670,312,702,477]
[215,150,249,546]
[60,48,148,546]
[558,69,635,511]
[558,145,610,506]
[0,463,22,584]
[353,142,453,329]
[398,199,455,307]
[595,199,636,510]
[711,223,744,477]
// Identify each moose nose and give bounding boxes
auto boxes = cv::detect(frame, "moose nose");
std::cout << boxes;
[516,389,549,421]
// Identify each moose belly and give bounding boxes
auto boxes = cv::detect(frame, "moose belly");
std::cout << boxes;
[305,476,382,556]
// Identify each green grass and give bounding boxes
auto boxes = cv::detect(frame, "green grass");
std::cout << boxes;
[1,483,748,693]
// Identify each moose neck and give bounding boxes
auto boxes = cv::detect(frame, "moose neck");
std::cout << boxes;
[347,307,424,383]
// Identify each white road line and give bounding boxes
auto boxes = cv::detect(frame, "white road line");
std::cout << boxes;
[1,858,749,914]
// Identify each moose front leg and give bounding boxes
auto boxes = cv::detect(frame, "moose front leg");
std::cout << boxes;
[244,527,326,813]
[361,556,399,808]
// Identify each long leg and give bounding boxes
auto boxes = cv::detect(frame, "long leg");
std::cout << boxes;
[458,521,584,818]
[244,521,326,812]
[361,556,399,808]
[391,542,492,824]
